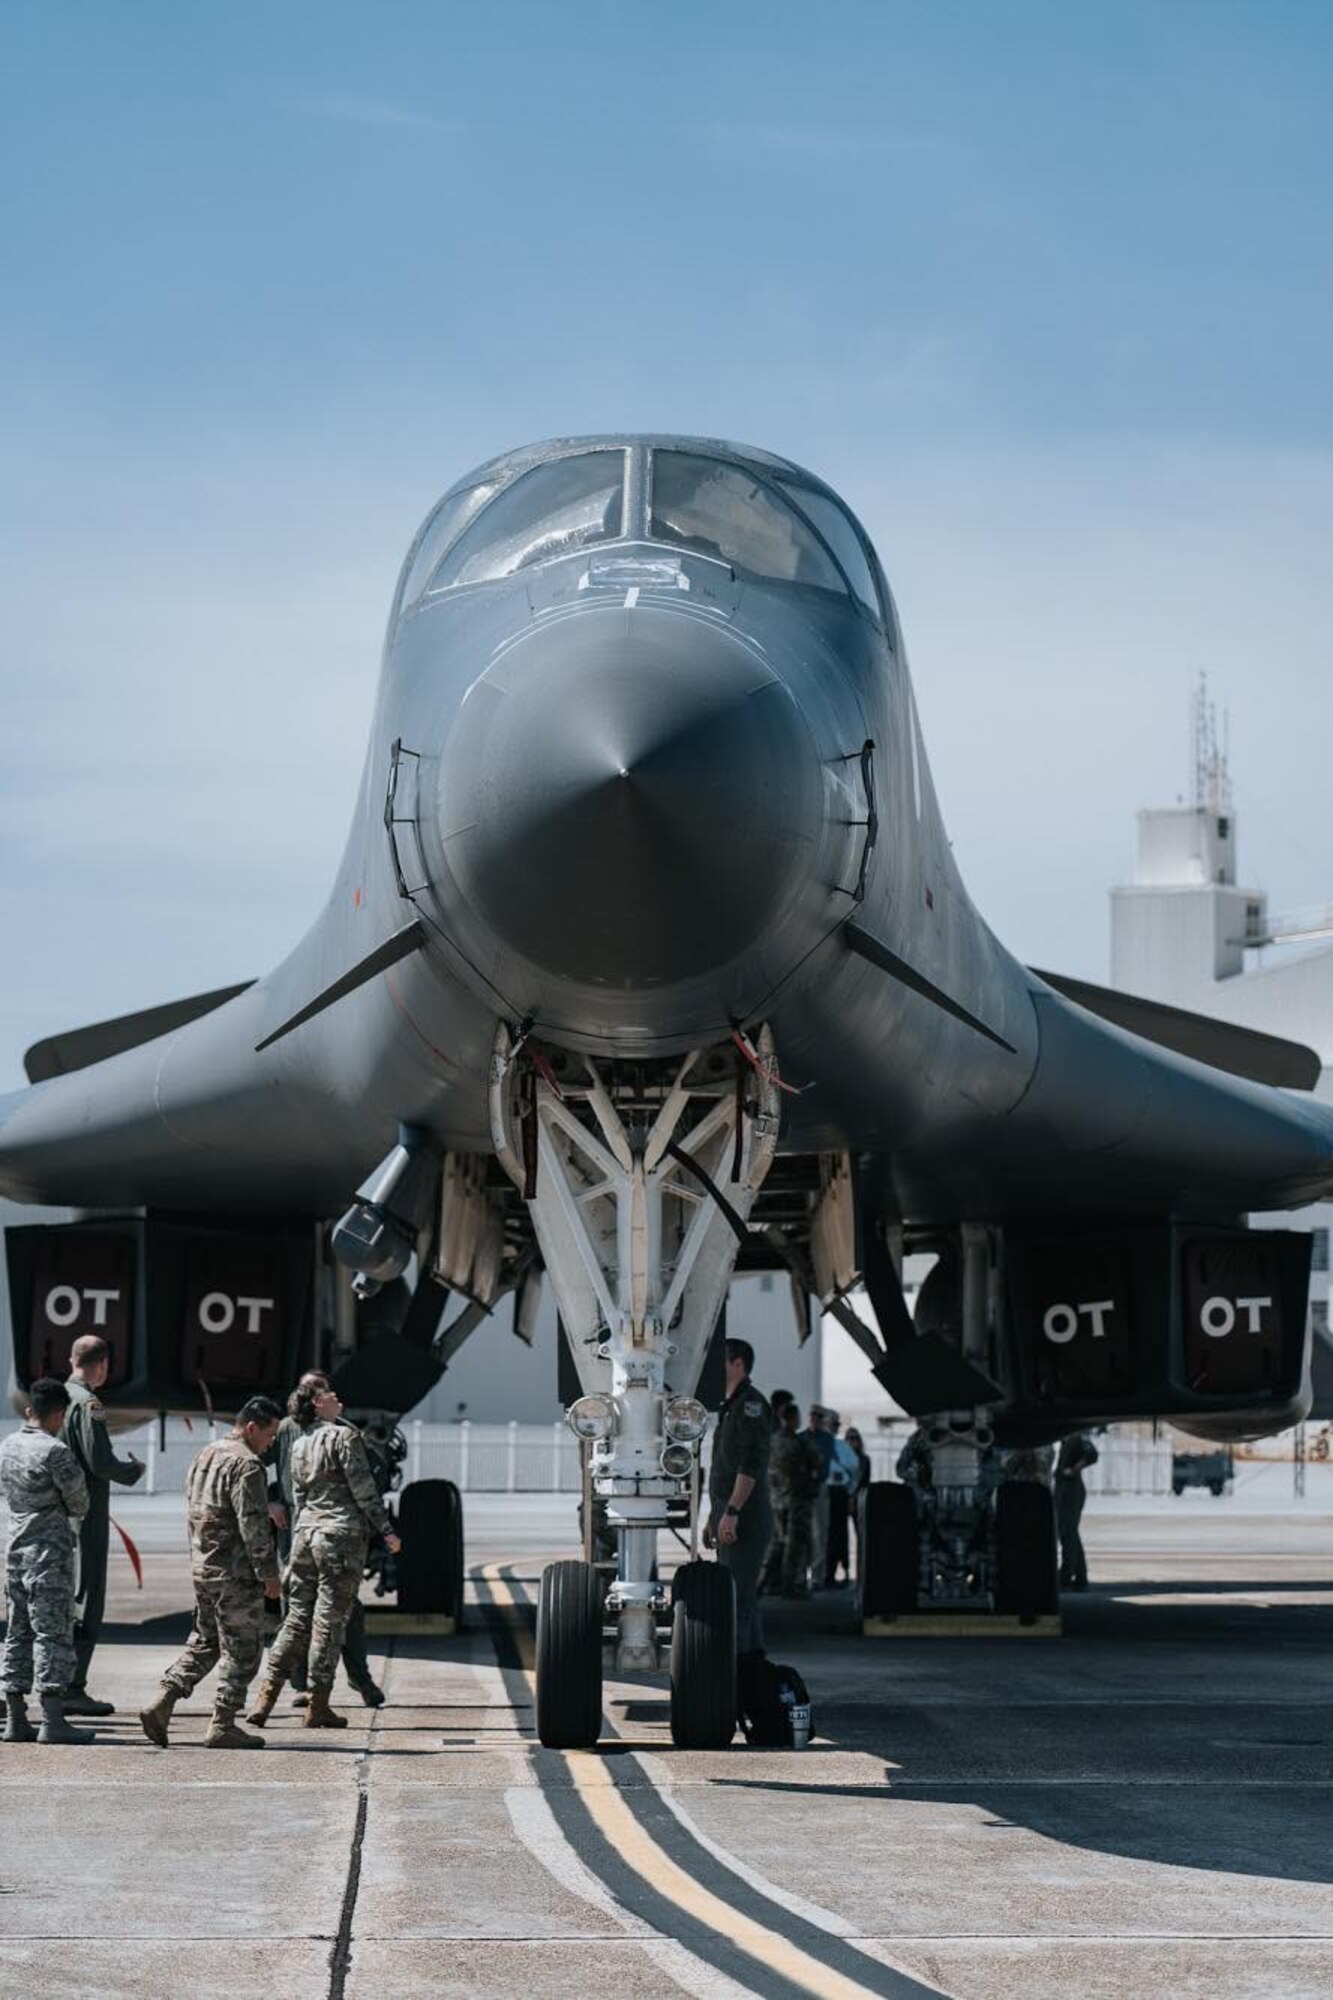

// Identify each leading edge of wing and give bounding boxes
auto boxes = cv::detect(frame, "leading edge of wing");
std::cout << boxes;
[23,983,256,1086]
[1030,968,1322,1092]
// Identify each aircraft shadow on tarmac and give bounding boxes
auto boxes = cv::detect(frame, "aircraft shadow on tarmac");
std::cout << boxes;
[705,1589,1333,1889]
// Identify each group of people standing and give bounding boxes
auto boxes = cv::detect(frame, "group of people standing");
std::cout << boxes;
[0,1340,399,1750]
[765,1395,869,1599]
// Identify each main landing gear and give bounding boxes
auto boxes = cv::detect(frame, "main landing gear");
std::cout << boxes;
[491,1024,781,1749]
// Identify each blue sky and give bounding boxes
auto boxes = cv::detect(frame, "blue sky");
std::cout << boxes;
[2,2,1332,1084]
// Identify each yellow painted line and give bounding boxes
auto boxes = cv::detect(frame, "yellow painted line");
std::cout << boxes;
[479,1562,535,1668]
[483,1559,889,2000]
[566,1749,885,2000]
[863,1614,1060,1639]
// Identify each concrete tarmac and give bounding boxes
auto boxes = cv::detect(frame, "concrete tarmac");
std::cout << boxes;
[1,1477,1330,2000]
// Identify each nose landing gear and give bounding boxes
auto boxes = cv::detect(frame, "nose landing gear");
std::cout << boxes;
[490,1025,781,1747]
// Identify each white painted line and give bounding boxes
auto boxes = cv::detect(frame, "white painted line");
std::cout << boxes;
[624,586,640,609]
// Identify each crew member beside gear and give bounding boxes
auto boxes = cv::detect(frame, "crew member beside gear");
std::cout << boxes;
[267,1371,387,1709]
[704,1338,773,1690]
[249,1380,400,1730]
[139,1396,284,1750]
[1,1379,91,1745]
[767,1402,821,1598]
[1056,1430,1099,1590]
[61,1334,145,1716]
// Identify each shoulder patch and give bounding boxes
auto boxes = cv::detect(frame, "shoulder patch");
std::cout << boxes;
[743,1399,763,1418]
[88,1399,107,1419]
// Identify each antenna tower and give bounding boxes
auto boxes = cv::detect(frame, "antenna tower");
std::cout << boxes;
[1191,672,1231,815]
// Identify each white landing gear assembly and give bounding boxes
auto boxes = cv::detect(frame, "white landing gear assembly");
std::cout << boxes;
[490,1024,782,1748]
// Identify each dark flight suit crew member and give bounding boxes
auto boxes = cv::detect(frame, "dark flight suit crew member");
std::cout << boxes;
[62,1333,145,1715]
[1056,1431,1098,1589]
[704,1338,773,1667]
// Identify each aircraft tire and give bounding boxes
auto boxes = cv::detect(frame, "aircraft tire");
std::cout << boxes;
[536,1560,605,1749]
[858,1482,919,1617]
[993,1481,1058,1616]
[669,1560,737,1748]
[395,1479,465,1622]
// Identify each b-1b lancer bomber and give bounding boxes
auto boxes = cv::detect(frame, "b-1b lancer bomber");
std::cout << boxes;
[3,435,1330,1743]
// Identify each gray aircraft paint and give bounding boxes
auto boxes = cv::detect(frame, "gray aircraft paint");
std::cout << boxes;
[2,433,1331,1230]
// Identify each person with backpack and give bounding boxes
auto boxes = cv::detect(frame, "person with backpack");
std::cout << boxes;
[1055,1430,1100,1589]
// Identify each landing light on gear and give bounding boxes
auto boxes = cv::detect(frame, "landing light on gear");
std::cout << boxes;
[567,1394,615,1440]
[664,1395,708,1442]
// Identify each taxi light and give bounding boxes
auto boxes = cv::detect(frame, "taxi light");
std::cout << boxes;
[567,1394,615,1440]
[664,1395,707,1442]
[661,1442,694,1479]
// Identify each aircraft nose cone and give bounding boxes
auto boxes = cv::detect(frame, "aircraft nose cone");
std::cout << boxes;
[438,607,821,988]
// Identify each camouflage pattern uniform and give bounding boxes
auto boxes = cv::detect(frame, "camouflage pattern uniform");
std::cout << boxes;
[0,1423,88,1695]
[160,1435,279,1721]
[767,1425,822,1597]
[267,1414,376,1691]
[266,1422,390,1696]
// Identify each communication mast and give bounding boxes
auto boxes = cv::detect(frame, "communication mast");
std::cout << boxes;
[1191,672,1232,816]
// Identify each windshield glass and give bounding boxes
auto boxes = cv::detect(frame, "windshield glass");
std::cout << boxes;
[649,451,846,593]
[777,480,882,620]
[399,481,500,611]
[426,451,626,591]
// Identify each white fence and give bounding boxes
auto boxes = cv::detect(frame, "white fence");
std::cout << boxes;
[0,1416,1310,1500]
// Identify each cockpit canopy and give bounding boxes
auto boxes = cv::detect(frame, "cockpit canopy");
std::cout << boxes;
[396,439,886,627]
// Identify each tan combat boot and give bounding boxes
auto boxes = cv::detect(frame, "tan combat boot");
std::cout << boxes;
[206,1711,266,1749]
[138,1688,179,1748]
[246,1674,286,1727]
[303,1689,348,1729]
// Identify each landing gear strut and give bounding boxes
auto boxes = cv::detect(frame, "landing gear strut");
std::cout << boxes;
[491,1026,781,1738]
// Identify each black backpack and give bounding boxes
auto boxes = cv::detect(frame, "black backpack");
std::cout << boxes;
[739,1657,813,1747]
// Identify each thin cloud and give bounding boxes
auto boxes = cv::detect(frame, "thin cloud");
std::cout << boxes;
[703,120,938,163]
[301,90,461,136]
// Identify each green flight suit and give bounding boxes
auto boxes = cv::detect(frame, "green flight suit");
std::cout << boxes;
[708,1377,773,1655]
[62,1374,144,1693]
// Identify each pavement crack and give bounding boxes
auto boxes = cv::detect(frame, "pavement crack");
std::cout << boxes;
[326,1635,393,2000]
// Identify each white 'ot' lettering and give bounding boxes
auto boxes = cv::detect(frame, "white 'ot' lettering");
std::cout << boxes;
[1043,1300,1115,1344]
[198,1292,275,1335]
[44,1284,122,1328]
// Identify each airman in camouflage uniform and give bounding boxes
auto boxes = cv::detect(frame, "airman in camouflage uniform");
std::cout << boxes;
[1,1380,91,1745]
[139,1396,284,1751]
[250,1382,399,1730]
[767,1403,822,1598]
[266,1373,385,1707]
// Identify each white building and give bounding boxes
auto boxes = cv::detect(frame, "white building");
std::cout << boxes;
[1109,713,1333,1368]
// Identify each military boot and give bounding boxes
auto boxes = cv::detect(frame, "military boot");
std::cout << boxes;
[303,1689,348,1729]
[348,1673,386,1709]
[3,1694,37,1743]
[60,1692,115,1717]
[246,1672,287,1727]
[38,1695,94,1744]
[138,1688,179,1748]
[206,1711,266,1750]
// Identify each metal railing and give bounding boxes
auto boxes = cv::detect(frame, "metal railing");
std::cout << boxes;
[0,1417,1315,1500]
